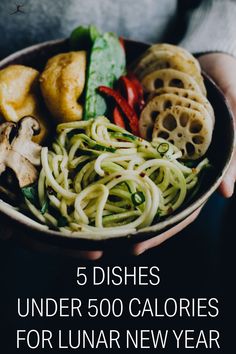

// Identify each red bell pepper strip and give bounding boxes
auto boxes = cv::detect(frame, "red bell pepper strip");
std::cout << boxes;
[113,106,126,129]
[127,72,145,110]
[98,85,140,136]
[117,76,138,109]
[117,74,145,113]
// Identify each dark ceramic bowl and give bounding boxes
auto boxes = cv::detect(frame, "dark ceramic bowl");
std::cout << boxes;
[0,39,234,250]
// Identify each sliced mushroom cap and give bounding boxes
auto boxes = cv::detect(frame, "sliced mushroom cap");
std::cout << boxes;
[6,150,38,188]
[0,122,15,175]
[141,69,202,94]
[11,116,42,166]
[0,121,15,144]
[0,118,42,188]
[152,106,213,160]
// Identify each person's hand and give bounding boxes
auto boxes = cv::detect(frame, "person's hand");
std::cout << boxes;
[198,53,236,198]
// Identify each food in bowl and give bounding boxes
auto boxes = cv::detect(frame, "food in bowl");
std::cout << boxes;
[0,25,215,238]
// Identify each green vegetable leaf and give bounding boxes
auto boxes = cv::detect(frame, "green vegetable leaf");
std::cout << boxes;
[40,199,49,215]
[70,25,100,51]
[83,31,126,120]
[110,132,137,142]
[22,184,38,206]
[90,25,101,42]
[93,144,116,153]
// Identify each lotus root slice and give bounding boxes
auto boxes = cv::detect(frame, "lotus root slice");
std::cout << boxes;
[141,69,202,95]
[147,87,214,123]
[134,44,206,94]
[139,93,213,140]
[152,106,213,159]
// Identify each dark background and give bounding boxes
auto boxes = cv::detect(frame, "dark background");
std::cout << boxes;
[0,191,235,353]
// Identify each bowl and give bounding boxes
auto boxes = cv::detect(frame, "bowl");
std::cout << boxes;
[0,38,234,250]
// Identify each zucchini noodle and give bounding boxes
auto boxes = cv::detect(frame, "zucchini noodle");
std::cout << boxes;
[25,116,209,237]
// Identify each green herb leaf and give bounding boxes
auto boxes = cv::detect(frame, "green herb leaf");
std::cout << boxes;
[70,25,100,51]
[110,132,137,142]
[131,191,145,206]
[22,184,38,206]
[93,144,116,152]
[40,199,49,215]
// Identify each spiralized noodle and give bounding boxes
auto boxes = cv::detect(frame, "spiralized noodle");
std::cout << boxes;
[25,116,209,236]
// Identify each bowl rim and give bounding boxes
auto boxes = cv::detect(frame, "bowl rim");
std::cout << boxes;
[0,38,235,243]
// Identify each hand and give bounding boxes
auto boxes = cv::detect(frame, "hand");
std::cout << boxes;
[198,53,236,198]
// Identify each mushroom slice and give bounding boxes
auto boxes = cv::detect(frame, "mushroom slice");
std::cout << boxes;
[0,118,42,188]
[139,93,213,140]
[133,43,205,95]
[6,150,38,188]
[152,106,213,160]
[11,116,42,166]
[147,87,215,123]
[141,69,202,94]
[0,122,16,175]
